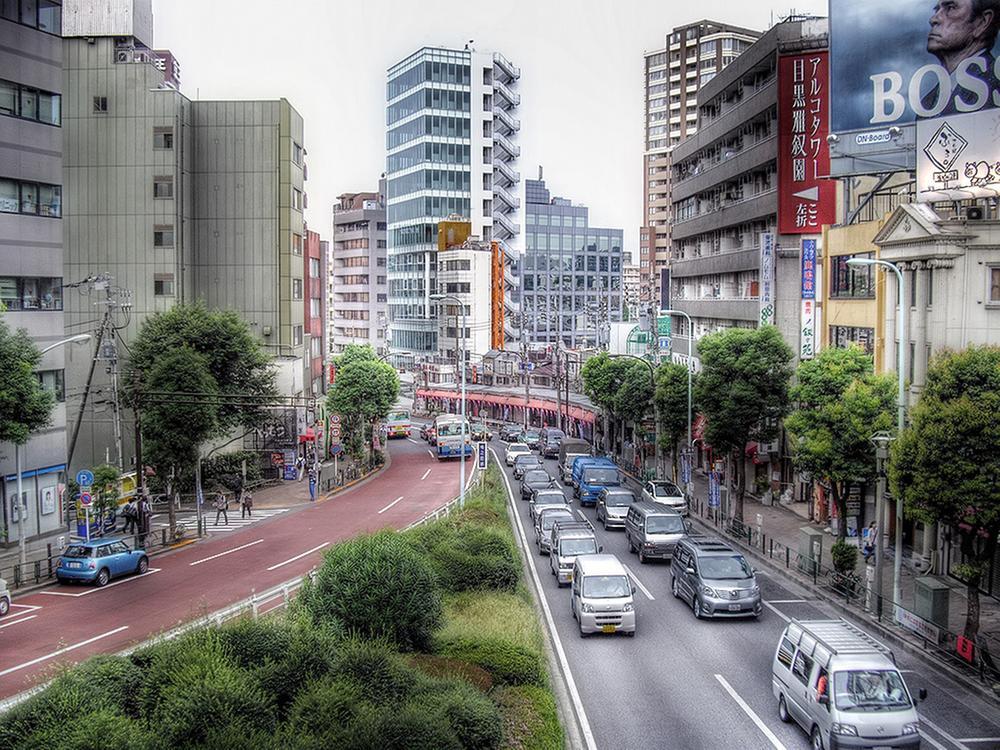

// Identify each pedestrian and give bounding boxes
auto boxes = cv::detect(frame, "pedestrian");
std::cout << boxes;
[214,491,229,525]
[863,521,877,563]
[122,498,137,535]
[308,466,317,501]
[296,454,305,481]
[241,490,253,519]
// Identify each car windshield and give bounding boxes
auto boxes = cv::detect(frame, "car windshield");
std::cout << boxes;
[541,512,573,529]
[524,470,550,484]
[509,444,529,453]
[62,545,93,558]
[388,411,409,422]
[582,574,630,598]
[560,538,597,556]
[699,554,754,580]
[583,468,618,485]
[651,481,682,497]
[646,515,685,534]
[604,492,634,507]
[546,430,565,440]
[515,456,541,466]
[525,431,540,440]
[834,670,911,712]
[534,492,566,504]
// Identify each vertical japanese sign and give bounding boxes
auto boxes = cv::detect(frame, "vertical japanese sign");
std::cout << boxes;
[759,233,775,326]
[800,239,817,359]
[778,51,835,234]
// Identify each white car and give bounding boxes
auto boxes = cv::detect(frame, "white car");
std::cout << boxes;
[505,443,531,466]
[641,479,688,515]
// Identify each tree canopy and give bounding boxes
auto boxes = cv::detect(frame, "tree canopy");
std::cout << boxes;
[890,346,1000,640]
[695,326,793,520]
[0,315,54,446]
[655,362,696,477]
[326,354,399,459]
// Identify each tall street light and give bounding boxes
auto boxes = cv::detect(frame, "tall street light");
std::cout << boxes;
[430,293,468,509]
[609,354,657,477]
[659,308,693,450]
[847,257,906,605]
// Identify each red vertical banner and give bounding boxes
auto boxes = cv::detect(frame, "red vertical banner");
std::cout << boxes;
[778,51,835,234]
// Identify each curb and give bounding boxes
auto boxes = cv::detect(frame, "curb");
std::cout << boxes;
[689,513,1000,706]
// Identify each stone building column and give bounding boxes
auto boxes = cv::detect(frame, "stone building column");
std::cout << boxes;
[911,261,929,397]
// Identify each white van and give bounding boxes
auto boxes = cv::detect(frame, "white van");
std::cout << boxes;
[570,554,636,637]
[772,619,925,750]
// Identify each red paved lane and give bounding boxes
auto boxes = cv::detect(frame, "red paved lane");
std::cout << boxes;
[0,438,468,700]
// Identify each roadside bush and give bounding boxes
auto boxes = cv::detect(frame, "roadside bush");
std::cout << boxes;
[831,539,859,574]
[254,616,343,714]
[409,522,520,593]
[286,677,369,737]
[217,616,295,670]
[493,685,564,750]
[300,530,442,650]
[373,703,464,750]
[331,637,417,703]
[435,635,545,687]
[18,708,151,750]
[432,681,504,750]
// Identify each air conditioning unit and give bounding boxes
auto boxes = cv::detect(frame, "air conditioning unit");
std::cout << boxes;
[965,205,985,221]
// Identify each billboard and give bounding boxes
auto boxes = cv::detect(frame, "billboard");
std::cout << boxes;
[778,51,836,234]
[759,233,775,326]
[831,0,1000,133]
[916,108,1000,195]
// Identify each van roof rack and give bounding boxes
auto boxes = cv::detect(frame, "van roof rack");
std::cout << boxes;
[788,619,896,664]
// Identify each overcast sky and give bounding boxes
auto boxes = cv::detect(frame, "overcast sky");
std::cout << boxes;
[152,0,827,261]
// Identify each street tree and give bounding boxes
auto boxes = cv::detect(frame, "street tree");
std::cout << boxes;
[0,315,54,540]
[91,464,122,530]
[695,326,793,522]
[581,352,634,454]
[786,347,896,541]
[614,361,654,470]
[655,362,696,479]
[326,357,399,460]
[890,346,1000,641]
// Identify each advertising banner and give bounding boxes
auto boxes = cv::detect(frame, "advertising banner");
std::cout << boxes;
[916,108,1000,195]
[801,239,818,300]
[778,51,835,234]
[831,0,1000,133]
[759,233,775,326]
[800,299,817,360]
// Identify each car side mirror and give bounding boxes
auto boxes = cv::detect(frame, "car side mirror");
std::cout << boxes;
[631,585,637,595]
[817,693,829,706]
[598,545,603,552]
[918,688,927,702]
[686,567,696,575]
[685,521,693,532]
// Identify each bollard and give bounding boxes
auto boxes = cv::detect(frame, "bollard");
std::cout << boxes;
[769,537,774,558]
[161,528,167,547]
[33,560,41,583]
[47,543,53,579]
[251,588,258,619]
[785,547,790,568]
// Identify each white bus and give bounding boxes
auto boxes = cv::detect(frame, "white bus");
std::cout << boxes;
[434,414,471,459]
[385,410,411,439]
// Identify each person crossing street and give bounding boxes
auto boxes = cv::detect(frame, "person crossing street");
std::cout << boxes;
[213,491,229,526]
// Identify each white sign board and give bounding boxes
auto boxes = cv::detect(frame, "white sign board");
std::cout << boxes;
[917,110,1000,198]
[759,233,775,326]
[800,299,816,360]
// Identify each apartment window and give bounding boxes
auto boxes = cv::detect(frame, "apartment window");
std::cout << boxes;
[153,128,174,149]
[310,297,321,317]
[153,176,174,198]
[153,226,174,247]
[829,325,875,355]
[377,275,386,284]
[0,178,61,217]
[989,266,1000,304]
[292,188,302,211]
[292,278,303,300]
[830,253,875,299]
[377,293,387,302]
[310,337,322,357]
[293,325,303,346]
[376,256,386,265]
[0,79,61,125]
[292,141,303,166]
[1,0,61,34]
[292,233,303,255]
[36,369,64,401]
[377,240,387,249]
[93,96,108,113]
[153,273,175,296]
[309,258,320,278]
[0,276,62,310]
[483,94,492,111]
[483,146,492,163]
[482,199,492,216]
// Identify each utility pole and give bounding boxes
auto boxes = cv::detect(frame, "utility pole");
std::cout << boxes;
[871,431,893,620]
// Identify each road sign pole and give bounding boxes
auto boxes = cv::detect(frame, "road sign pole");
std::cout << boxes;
[84,506,90,542]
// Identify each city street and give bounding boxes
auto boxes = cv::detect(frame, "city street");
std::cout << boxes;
[494,444,1000,750]
[0,436,464,701]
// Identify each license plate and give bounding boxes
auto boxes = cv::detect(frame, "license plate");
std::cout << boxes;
[567,573,572,580]
[69,562,81,569]
[601,625,615,633]
[728,604,741,611]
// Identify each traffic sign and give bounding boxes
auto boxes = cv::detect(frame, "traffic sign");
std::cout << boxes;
[477,442,488,470]
[519,362,535,371]
[79,491,93,507]
[76,469,94,487]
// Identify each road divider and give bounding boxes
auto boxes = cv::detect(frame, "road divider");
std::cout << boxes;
[189,539,264,567]
[265,542,329,571]
[714,673,787,750]
[378,496,404,514]
[0,626,130,678]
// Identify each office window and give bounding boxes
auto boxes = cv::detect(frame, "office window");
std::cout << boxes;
[36,369,64,402]
[292,141,303,166]
[293,325,303,346]
[830,253,875,299]
[292,233,302,255]
[153,273,175,296]
[0,79,60,125]
[0,276,62,310]
[310,337,322,357]
[153,128,174,149]
[989,266,1000,304]
[309,258,320,278]
[292,278,303,300]
[93,96,108,113]
[292,188,302,210]
[153,226,174,247]
[153,176,173,198]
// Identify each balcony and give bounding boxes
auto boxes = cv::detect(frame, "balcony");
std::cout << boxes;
[671,135,777,203]
[494,132,521,160]
[669,248,760,278]
[493,105,521,135]
[493,158,520,186]
[494,78,521,108]
[494,183,520,210]
[671,189,777,241]
[493,52,521,81]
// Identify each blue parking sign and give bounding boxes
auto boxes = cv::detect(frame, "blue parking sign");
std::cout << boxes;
[76,469,94,487]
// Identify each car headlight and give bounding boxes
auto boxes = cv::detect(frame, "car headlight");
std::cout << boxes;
[700,585,719,598]
[831,723,858,736]
[901,723,919,736]
[750,584,760,595]
[581,603,594,613]
[622,602,634,612]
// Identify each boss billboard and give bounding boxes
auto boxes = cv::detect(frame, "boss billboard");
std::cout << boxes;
[832,0,1000,133]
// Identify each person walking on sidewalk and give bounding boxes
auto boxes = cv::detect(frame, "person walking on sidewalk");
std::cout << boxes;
[308,466,317,501]
[863,521,877,563]
[241,490,253,519]
[122,497,138,535]
[214,491,229,526]
[296,454,305,481]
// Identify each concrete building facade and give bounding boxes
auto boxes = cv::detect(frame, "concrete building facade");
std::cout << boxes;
[0,0,67,546]
[622,263,640,320]
[385,46,520,366]
[304,228,325,398]
[330,189,387,356]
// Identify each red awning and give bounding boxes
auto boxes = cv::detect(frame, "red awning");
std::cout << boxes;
[298,428,316,443]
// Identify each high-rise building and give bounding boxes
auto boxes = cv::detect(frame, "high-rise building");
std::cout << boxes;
[1,0,66,547]
[385,46,520,366]
[622,263,640,320]
[304,228,326,399]
[61,0,308,471]
[330,189,387,356]
[522,175,623,348]
[641,21,759,308]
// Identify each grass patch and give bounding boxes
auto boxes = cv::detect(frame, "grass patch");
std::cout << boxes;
[436,592,543,654]
[493,685,564,750]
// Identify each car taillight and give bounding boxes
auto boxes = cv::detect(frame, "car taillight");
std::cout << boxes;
[88,561,96,569]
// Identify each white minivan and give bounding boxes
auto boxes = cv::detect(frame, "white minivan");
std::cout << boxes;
[772,619,925,750]
[570,554,636,637]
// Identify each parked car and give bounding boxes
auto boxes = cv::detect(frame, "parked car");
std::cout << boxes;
[549,526,600,586]
[0,578,10,617]
[625,502,689,564]
[642,479,688,515]
[528,487,570,524]
[56,539,149,587]
[512,454,544,480]
[670,536,761,618]
[499,423,524,442]
[571,554,636,637]
[534,507,575,554]
[596,487,636,530]
[505,442,531,466]
[520,469,555,501]
[523,430,542,450]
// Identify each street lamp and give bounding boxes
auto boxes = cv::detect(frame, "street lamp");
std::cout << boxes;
[869,430,893,619]
[659,309,693,450]
[15,334,92,566]
[430,293,468,509]
[609,354,657,477]
[847,257,906,605]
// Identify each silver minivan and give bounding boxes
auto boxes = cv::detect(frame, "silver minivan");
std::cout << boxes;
[570,554,636,637]
[670,536,761,618]
[549,527,600,586]
[772,619,925,750]
[624,501,688,563]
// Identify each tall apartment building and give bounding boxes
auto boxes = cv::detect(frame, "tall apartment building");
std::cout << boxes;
[62,0,307,471]
[622,263,640,319]
[641,21,759,308]
[1,0,66,547]
[667,17,829,371]
[385,46,520,367]
[330,189,387,356]
[304,228,326,398]
[522,176,623,348]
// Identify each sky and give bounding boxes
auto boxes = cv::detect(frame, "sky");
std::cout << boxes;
[152,0,828,261]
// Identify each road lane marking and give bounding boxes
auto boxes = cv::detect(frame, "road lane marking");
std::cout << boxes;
[576,509,589,522]
[420,469,431,480]
[957,739,1000,744]
[407,438,420,444]
[39,569,161,597]
[10,603,41,612]
[378,496,404,514]
[714,674,787,750]
[189,539,264,566]
[492,448,598,750]
[0,626,129,677]
[622,564,655,601]
[766,599,806,604]
[427,449,434,458]
[919,731,950,750]
[919,716,970,750]
[266,542,330,571]
[0,615,37,630]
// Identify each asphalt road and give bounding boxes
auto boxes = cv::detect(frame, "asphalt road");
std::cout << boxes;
[494,443,1000,750]
[0,436,465,701]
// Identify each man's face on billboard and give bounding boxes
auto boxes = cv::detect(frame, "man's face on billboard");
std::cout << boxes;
[928,0,995,65]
